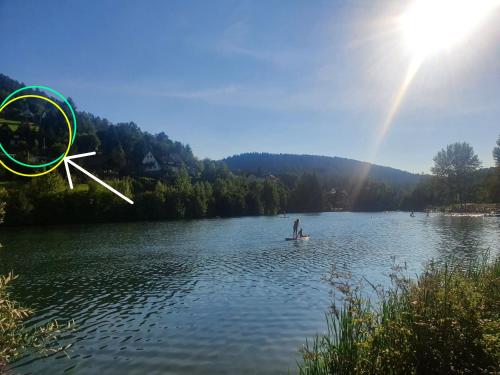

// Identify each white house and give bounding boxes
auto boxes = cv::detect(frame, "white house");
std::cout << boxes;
[142,151,161,172]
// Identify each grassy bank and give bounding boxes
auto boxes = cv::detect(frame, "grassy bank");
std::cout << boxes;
[299,255,500,375]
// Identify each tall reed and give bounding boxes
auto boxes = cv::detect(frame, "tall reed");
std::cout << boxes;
[299,255,500,375]
[0,272,73,369]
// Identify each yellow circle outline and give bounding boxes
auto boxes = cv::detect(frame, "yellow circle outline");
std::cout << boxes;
[0,94,72,177]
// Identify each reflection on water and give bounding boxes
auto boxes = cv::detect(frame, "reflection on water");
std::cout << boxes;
[0,213,498,375]
[431,215,495,260]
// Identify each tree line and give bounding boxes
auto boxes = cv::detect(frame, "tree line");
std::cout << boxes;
[403,140,500,210]
[0,136,497,226]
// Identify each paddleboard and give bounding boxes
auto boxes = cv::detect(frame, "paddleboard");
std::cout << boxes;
[285,236,310,241]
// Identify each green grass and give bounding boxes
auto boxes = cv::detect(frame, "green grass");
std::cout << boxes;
[0,119,21,125]
[0,180,118,194]
[299,255,500,375]
[0,181,101,193]
[0,119,38,132]
[0,119,21,132]
[73,183,89,192]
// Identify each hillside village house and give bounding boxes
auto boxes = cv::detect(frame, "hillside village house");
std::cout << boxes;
[141,151,185,175]
[142,151,161,172]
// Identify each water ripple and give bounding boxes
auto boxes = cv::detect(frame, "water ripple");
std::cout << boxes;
[0,213,498,374]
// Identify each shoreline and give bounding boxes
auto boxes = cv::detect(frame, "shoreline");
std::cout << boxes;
[1,209,498,229]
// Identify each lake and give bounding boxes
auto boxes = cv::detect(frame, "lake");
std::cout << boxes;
[0,212,499,374]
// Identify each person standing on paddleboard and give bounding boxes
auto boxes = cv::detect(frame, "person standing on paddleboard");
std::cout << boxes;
[293,219,299,239]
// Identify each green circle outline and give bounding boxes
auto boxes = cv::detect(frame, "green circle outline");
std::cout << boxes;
[0,85,77,168]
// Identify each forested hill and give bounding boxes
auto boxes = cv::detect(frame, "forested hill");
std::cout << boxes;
[0,73,200,177]
[1,72,421,187]
[224,153,423,186]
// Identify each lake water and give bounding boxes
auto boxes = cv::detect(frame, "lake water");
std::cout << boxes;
[0,212,499,374]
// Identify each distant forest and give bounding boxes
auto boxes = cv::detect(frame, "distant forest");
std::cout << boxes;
[224,153,421,186]
[0,73,499,226]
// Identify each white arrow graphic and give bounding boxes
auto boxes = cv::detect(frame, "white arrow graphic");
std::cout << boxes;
[63,152,134,205]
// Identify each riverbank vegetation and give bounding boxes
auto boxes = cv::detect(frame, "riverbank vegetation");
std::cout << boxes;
[299,255,500,375]
[0,273,71,371]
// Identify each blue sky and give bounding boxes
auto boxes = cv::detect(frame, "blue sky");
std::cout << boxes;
[1,0,499,173]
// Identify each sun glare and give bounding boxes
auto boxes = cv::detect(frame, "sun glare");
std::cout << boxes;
[364,0,499,179]
[400,0,498,59]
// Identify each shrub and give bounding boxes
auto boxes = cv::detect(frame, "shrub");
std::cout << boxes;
[299,256,500,375]
[0,187,7,224]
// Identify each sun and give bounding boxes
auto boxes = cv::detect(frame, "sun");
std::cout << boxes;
[400,0,498,59]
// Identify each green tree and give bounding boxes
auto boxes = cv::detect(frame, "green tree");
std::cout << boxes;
[351,181,398,211]
[76,133,101,153]
[29,172,66,196]
[490,135,500,202]
[174,167,192,193]
[213,177,246,216]
[292,173,323,212]
[262,179,280,215]
[494,134,500,167]
[402,177,448,210]
[431,142,481,205]
[47,142,67,159]
[5,190,33,225]
[164,168,193,218]
[136,181,166,220]
[0,202,5,224]
[0,187,6,224]
[110,144,126,171]
[191,181,212,217]
[245,181,264,215]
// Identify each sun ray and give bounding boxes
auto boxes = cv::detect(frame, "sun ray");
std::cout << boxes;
[350,57,422,206]
[377,57,422,147]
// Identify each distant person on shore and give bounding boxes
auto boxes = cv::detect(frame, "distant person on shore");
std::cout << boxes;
[293,219,299,239]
